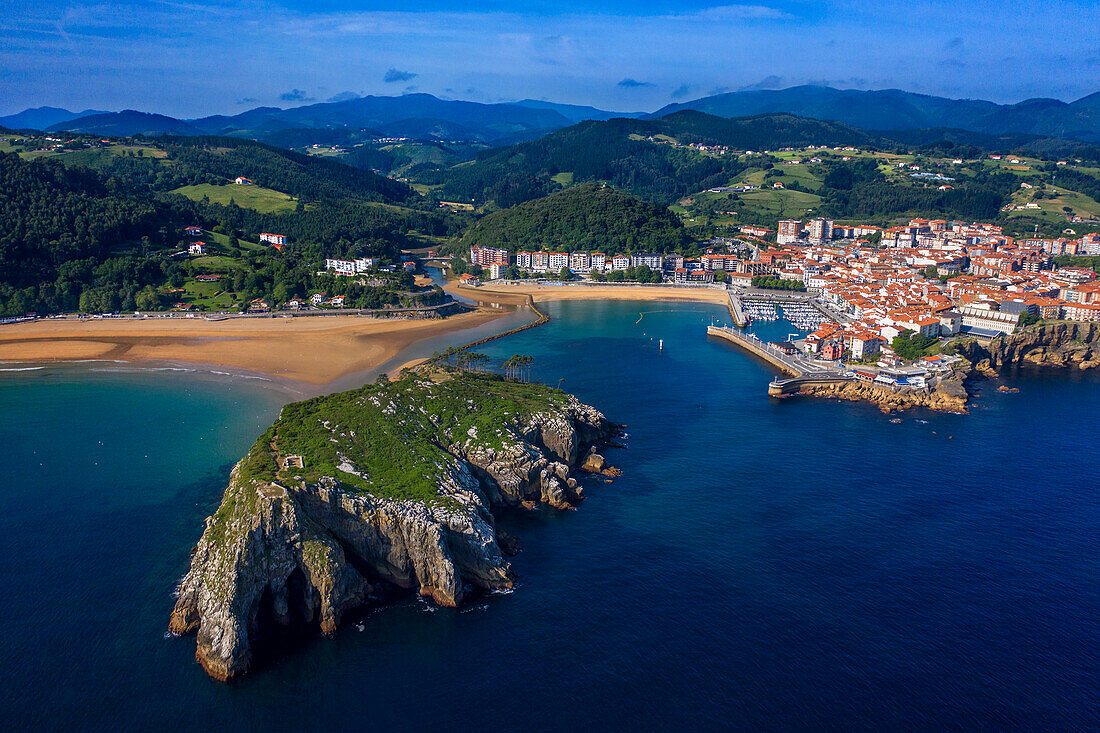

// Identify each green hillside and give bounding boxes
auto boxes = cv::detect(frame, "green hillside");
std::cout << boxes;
[171,183,299,214]
[433,112,874,208]
[458,182,690,253]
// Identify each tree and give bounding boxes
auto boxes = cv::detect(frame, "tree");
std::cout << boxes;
[1018,311,1041,328]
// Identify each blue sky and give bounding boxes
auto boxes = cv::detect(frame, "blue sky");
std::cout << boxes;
[1,0,1097,117]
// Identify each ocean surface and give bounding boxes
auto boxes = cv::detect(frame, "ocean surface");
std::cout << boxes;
[2,301,1098,731]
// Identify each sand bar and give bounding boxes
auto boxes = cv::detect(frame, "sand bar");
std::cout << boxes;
[0,309,507,385]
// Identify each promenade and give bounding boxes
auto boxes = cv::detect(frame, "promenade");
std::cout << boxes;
[706,326,855,395]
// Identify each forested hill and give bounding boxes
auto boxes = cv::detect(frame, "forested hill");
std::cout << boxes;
[70,135,416,204]
[0,132,461,316]
[437,112,874,208]
[458,182,690,254]
[0,151,164,312]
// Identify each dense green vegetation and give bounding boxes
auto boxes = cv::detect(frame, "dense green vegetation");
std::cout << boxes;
[751,276,805,291]
[238,370,572,505]
[816,158,1018,221]
[0,133,462,315]
[435,112,869,207]
[0,151,166,314]
[458,183,690,253]
[891,331,937,360]
[591,265,664,283]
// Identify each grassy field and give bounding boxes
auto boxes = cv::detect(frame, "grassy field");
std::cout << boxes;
[551,171,574,187]
[171,183,299,214]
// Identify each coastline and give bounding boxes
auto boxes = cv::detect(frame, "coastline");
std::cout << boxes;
[0,307,511,387]
[449,281,731,306]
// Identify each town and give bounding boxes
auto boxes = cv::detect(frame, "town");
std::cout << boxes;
[459,217,1100,371]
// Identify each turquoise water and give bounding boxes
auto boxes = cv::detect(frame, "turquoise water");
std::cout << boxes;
[3,301,1098,730]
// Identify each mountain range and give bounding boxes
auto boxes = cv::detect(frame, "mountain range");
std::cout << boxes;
[652,86,1100,141]
[2,86,1099,143]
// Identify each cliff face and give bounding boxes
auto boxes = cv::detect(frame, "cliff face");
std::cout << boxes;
[796,363,971,414]
[957,322,1100,371]
[169,372,617,681]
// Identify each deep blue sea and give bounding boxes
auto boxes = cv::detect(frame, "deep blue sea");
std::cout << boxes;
[2,301,1098,731]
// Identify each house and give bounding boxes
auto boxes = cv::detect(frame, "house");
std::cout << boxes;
[850,332,883,360]
[195,274,221,282]
[247,298,269,312]
[285,298,303,310]
[184,226,203,237]
[820,340,843,360]
[458,273,480,287]
[310,293,326,305]
[329,295,345,307]
[259,233,287,247]
[234,177,253,185]
[188,242,206,256]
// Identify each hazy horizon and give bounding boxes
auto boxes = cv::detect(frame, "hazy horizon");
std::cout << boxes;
[2,0,1098,118]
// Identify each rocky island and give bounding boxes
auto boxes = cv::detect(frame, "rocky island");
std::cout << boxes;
[169,370,618,681]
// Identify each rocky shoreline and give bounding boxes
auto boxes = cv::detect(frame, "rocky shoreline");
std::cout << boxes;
[169,371,619,681]
[795,362,972,414]
[795,322,1099,415]
[956,322,1100,373]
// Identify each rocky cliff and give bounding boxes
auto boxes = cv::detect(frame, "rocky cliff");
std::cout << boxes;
[796,362,971,414]
[956,322,1100,372]
[169,371,617,681]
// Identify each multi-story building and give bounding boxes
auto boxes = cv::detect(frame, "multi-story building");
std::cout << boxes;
[808,218,833,243]
[611,255,630,270]
[516,251,532,269]
[777,219,804,245]
[1063,302,1100,321]
[531,251,550,271]
[487,263,507,280]
[569,252,591,272]
[590,252,607,271]
[548,252,570,271]
[260,233,287,247]
[956,303,1019,336]
[631,253,664,270]
[324,258,377,275]
[469,246,510,267]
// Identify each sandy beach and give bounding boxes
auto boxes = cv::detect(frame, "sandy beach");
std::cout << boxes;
[0,309,507,385]
[0,283,728,385]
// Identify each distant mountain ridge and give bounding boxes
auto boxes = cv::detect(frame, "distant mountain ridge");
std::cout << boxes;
[0,106,109,131]
[651,85,1100,141]
[8,85,1100,143]
[47,110,203,137]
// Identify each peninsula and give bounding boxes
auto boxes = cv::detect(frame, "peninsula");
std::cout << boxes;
[169,369,618,681]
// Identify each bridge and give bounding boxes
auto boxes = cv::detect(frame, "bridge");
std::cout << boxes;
[706,326,855,396]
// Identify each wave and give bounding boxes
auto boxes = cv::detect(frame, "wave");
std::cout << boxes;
[0,366,44,372]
